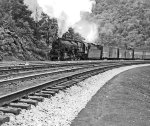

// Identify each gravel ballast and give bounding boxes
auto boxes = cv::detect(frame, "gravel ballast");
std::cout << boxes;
[2,64,150,126]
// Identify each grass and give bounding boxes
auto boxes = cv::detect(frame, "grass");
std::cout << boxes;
[71,66,150,126]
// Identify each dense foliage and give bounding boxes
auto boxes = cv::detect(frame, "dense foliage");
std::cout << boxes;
[92,0,150,49]
[0,0,60,60]
[62,27,85,41]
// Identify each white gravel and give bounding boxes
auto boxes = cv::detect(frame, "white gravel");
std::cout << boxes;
[2,64,150,126]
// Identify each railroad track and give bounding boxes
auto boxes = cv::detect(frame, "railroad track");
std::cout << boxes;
[0,60,150,125]
[0,64,95,80]
[0,60,147,76]
[0,60,114,75]
[0,61,131,81]
[0,63,120,97]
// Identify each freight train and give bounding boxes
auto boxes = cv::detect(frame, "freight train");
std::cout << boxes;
[49,38,150,61]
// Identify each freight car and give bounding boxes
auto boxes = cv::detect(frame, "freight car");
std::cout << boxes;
[50,38,150,60]
[134,50,150,60]
[87,44,103,59]
[88,43,150,60]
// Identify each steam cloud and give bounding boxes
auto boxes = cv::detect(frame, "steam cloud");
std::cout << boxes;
[74,20,98,42]
[37,0,98,43]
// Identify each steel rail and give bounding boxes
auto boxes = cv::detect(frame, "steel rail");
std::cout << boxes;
[0,60,149,75]
[0,61,138,85]
[0,62,124,80]
[0,61,149,86]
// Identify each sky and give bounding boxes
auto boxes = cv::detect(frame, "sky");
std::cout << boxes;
[24,0,42,19]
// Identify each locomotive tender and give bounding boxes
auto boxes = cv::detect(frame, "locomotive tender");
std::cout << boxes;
[50,38,150,61]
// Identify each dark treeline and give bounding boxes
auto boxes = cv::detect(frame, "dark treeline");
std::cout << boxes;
[0,0,54,60]
[0,0,59,44]
[93,0,150,50]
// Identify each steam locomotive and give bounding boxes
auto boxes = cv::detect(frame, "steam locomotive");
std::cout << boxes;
[49,38,89,60]
[49,38,150,60]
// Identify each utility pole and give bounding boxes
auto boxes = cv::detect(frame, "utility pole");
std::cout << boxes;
[35,7,39,40]
[117,48,120,59]
[46,17,51,45]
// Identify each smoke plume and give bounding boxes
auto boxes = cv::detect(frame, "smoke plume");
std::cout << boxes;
[37,0,98,43]
[74,20,98,42]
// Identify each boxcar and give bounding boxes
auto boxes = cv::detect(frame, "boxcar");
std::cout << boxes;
[145,52,150,59]
[134,50,143,59]
[88,44,101,59]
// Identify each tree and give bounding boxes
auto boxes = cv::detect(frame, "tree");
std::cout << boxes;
[10,0,33,25]
[38,13,58,45]
[62,27,85,41]
[92,0,150,49]
[0,0,13,28]
[0,0,35,38]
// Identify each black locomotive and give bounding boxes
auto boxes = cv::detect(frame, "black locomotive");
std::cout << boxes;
[49,38,150,61]
[49,38,89,60]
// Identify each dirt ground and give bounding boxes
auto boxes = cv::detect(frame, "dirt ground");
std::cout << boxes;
[71,66,150,126]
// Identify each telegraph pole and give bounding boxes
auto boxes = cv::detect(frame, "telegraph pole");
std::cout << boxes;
[35,7,39,40]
